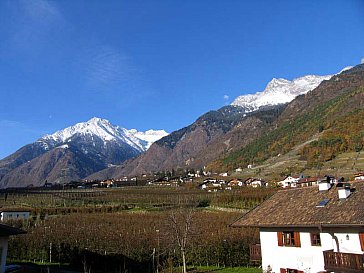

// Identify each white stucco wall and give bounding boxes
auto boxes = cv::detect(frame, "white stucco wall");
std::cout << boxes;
[260,230,363,273]
[334,233,363,254]
[0,211,30,221]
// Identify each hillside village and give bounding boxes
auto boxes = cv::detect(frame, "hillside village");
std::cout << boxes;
[50,171,364,192]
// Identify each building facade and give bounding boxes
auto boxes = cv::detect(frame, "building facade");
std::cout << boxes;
[0,210,30,221]
[232,181,364,273]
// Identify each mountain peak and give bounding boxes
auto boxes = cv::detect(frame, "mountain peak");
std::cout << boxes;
[231,71,334,111]
[41,118,168,152]
[266,78,290,88]
[88,117,108,123]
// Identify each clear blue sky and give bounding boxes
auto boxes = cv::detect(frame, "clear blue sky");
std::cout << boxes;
[0,0,363,159]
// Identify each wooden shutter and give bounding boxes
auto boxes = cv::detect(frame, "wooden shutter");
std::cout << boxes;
[294,232,301,247]
[277,231,283,246]
[280,268,286,273]
[359,233,364,251]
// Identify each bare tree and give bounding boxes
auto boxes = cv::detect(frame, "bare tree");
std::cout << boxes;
[82,255,91,273]
[166,206,196,273]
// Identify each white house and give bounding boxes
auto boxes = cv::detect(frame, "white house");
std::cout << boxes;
[232,181,364,273]
[0,223,25,273]
[0,209,30,221]
[250,179,265,188]
[277,176,300,188]
[354,172,364,181]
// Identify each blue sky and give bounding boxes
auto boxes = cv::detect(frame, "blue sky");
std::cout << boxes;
[0,0,364,159]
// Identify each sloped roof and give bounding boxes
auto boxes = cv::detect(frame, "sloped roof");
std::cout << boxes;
[298,177,320,183]
[231,181,364,228]
[0,223,26,236]
[0,207,31,212]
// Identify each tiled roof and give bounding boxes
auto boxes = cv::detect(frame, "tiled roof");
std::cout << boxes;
[0,207,31,212]
[231,181,364,228]
[298,177,320,183]
[0,223,26,236]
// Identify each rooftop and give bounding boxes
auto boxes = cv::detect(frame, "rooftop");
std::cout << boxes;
[0,207,31,212]
[0,223,26,236]
[231,181,364,228]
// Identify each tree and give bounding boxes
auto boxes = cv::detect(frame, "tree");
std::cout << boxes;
[166,206,196,273]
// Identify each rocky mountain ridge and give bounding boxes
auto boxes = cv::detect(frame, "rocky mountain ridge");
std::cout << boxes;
[0,118,167,188]
[89,64,362,180]
[231,74,333,112]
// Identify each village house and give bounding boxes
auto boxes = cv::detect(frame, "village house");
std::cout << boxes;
[100,179,115,188]
[245,178,266,188]
[232,180,364,273]
[277,176,300,188]
[0,223,25,273]
[149,176,180,187]
[251,179,266,188]
[0,208,31,222]
[354,172,364,181]
[227,178,244,187]
[199,178,216,190]
[296,177,320,188]
[180,176,194,183]
[199,178,226,190]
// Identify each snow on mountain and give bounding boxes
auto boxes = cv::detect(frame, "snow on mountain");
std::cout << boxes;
[40,117,168,152]
[231,74,333,111]
[339,66,353,73]
[127,129,169,149]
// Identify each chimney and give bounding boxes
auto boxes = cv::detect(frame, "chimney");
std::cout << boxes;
[319,180,332,191]
[338,185,351,199]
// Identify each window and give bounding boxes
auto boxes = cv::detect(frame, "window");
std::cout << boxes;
[280,268,304,273]
[310,233,321,246]
[283,232,295,246]
[277,231,301,247]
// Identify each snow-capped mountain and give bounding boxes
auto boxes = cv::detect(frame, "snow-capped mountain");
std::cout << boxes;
[231,74,333,111]
[0,117,168,187]
[40,117,168,152]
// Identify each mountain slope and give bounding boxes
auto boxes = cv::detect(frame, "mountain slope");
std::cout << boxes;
[88,104,286,179]
[0,118,167,188]
[209,64,364,173]
[88,70,338,179]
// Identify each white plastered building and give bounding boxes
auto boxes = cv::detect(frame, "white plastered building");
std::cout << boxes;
[232,181,364,273]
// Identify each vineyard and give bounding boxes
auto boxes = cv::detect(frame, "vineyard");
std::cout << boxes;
[2,186,275,273]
